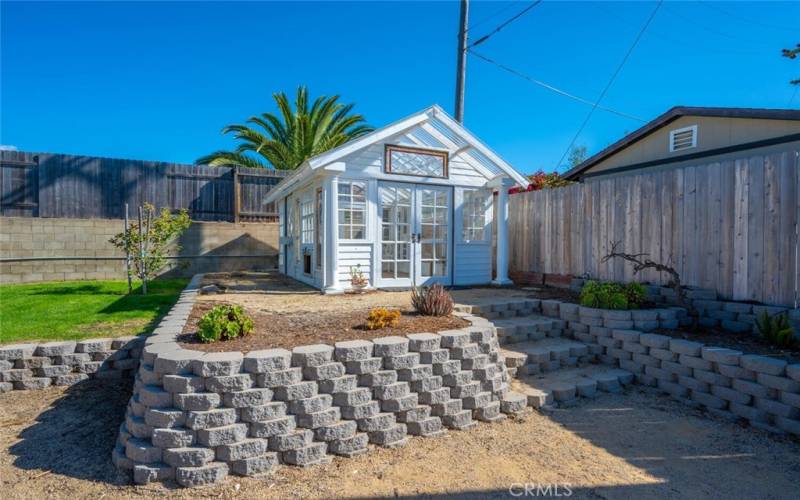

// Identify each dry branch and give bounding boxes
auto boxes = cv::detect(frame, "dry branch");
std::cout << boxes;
[601,241,693,314]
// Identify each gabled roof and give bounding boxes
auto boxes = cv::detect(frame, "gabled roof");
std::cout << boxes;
[563,106,800,180]
[264,105,528,204]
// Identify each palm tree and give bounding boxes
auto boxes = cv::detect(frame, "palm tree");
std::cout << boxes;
[197,86,373,170]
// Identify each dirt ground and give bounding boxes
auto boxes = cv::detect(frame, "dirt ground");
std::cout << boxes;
[179,301,468,352]
[2,381,798,499]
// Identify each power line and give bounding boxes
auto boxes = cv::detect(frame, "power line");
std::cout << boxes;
[469,0,543,49]
[467,1,520,33]
[789,86,799,108]
[555,0,663,170]
[660,3,775,49]
[469,49,645,122]
[589,2,761,56]
[698,0,797,32]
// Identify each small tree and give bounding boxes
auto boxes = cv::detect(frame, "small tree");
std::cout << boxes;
[110,203,191,293]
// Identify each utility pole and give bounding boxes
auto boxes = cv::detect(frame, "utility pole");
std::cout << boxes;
[454,0,468,123]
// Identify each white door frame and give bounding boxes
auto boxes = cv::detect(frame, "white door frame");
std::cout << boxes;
[375,181,453,289]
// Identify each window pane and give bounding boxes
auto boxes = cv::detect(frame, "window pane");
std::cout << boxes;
[421,224,433,239]
[435,243,446,259]
[382,262,395,278]
[396,261,410,278]
[434,261,447,276]
[352,226,365,239]
[382,224,392,241]
[398,243,410,260]
[339,226,349,239]
[352,182,365,196]
[397,224,410,241]
[421,243,433,259]
[421,261,433,277]
[389,149,445,177]
[338,183,350,195]
[382,243,395,259]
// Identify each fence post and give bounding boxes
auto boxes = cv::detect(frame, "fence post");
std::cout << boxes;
[233,166,241,223]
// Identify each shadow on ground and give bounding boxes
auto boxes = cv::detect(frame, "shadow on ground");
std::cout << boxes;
[8,379,133,485]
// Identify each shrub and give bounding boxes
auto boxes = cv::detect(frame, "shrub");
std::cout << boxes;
[366,308,401,330]
[755,312,796,348]
[623,282,646,309]
[411,284,454,317]
[109,203,191,285]
[197,305,254,343]
[580,281,646,310]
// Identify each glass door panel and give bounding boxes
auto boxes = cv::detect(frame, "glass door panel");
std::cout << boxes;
[415,186,450,285]
[379,184,413,286]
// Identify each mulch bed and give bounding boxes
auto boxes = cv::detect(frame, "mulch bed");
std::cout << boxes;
[178,301,469,352]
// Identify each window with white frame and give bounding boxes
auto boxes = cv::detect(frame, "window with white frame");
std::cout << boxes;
[301,197,314,245]
[462,189,489,242]
[338,181,366,240]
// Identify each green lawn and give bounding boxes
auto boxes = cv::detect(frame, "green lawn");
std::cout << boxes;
[0,279,188,344]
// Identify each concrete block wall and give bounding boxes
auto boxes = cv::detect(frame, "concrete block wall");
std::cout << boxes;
[538,299,800,437]
[112,276,517,487]
[570,278,800,336]
[0,216,279,284]
[0,337,143,392]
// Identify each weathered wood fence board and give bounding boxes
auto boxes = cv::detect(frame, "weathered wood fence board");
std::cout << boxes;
[0,151,287,221]
[509,149,800,307]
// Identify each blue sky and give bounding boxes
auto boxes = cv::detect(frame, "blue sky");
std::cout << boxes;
[2,1,798,174]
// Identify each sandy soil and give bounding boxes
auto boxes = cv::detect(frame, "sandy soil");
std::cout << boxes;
[2,381,798,499]
[179,302,468,352]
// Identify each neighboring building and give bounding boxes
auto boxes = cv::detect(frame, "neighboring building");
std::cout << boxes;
[264,105,528,293]
[564,106,800,180]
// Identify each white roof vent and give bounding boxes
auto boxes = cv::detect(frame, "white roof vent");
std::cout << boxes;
[669,125,697,152]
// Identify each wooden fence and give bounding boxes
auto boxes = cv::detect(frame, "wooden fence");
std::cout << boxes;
[0,150,288,221]
[508,149,799,307]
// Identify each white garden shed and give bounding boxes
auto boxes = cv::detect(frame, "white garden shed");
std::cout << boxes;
[264,105,528,293]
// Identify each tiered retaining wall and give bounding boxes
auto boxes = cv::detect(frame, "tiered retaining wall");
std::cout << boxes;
[569,279,800,336]
[0,337,143,392]
[111,276,522,487]
[476,297,800,437]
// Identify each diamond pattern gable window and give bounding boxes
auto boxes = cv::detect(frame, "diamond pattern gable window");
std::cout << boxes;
[385,145,448,178]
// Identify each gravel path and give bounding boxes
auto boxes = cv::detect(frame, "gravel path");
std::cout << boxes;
[2,381,798,499]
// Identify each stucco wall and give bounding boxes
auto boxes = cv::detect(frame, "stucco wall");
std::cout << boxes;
[0,217,279,284]
[587,116,800,174]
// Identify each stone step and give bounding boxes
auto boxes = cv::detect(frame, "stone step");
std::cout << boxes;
[500,337,596,376]
[511,365,634,409]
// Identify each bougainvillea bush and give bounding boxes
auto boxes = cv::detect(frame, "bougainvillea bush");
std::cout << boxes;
[509,171,574,194]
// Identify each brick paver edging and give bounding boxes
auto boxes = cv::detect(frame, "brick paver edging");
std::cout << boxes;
[111,275,518,487]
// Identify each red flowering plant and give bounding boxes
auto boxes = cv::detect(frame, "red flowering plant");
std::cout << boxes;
[509,170,574,194]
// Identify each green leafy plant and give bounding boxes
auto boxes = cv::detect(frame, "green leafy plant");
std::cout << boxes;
[197,305,254,343]
[624,282,646,309]
[580,281,646,310]
[411,284,454,317]
[755,311,796,348]
[109,203,191,288]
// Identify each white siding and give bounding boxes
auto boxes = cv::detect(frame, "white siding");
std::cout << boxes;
[338,243,373,289]
[339,124,492,187]
[454,243,492,285]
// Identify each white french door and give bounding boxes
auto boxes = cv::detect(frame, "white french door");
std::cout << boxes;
[377,182,451,288]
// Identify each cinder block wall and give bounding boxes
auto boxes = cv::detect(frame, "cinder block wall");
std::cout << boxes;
[111,277,519,487]
[0,217,279,284]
